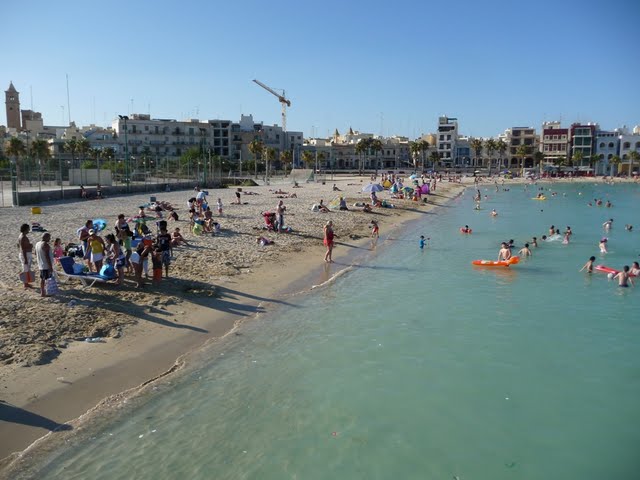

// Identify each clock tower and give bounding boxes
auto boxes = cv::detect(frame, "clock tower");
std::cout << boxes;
[5,81,21,130]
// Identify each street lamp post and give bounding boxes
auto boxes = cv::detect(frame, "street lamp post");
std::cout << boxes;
[118,115,130,192]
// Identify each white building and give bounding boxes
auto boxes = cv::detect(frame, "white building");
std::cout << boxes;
[618,129,640,175]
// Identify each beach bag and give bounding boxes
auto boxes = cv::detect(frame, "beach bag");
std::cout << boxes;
[45,276,59,296]
[100,264,116,279]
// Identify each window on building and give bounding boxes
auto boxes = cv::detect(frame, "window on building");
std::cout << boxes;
[446,135,451,140]
[599,142,605,148]
[608,153,613,159]
[636,142,640,149]
[608,142,614,148]
[189,128,194,135]
[623,142,630,149]
[145,125,149,131]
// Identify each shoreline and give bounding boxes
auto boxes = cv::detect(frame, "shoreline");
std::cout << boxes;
[0,175,464,473]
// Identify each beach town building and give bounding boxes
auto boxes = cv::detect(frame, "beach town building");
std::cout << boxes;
[4,82,21,131]
[618,128,640,175]
[436,115,458,167]
[594,128,620,175]
[454,136,472,167]
[568,123,598,169]
[504,126,537,169]
[540,121,569,165]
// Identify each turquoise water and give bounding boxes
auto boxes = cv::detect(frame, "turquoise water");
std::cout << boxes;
[29,183,640,479]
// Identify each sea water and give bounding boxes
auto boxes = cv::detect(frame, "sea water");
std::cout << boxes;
[28,183,640,479]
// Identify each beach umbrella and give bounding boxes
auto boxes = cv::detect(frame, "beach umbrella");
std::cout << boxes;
[409,174,418,180]
[402,186,414,193]
[419,184,430,194]
[362,183,384,193]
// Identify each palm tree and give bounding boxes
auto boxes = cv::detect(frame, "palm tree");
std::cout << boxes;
[409,141,420,171]
[77,138,91,166]
[534,151,545,176]
[429,150,441,168]
[248,138,263,179]
[609,155,621,176]
[496,139,508,169]
[370,138,383,176]
[418,140,430,172]
[627,150,640,178]
[63,138,78,168]
[30,139,50,189]
[280,150,293,174]
[589,153,600,175]
[470,138,483,168]
[484,138,496,175]
[572,150,584,168]
[265,147,276,181]
[355,138,371,174]
[6,137,26,187]
[301,150,314,169]
[515,145,528,177]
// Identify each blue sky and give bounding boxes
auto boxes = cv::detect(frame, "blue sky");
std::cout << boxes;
[3,0,639,138]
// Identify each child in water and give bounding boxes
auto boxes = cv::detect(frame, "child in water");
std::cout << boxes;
[419,235,428,249]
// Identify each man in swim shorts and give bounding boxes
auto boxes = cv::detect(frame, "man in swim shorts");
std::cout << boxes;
[613,266,634,287]
[498,242,511,261]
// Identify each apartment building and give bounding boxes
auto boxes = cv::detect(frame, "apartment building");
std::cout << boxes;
[540,121,569,164]
[568,123,597,166]
[618,128,640,175]
[504,127,537,168]
[594,129,620,175]
[436,116,458,166]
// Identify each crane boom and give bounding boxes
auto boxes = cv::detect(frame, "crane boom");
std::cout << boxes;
[253,79,291,133]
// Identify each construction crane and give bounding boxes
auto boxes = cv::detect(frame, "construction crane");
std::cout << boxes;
[252,79,291,133]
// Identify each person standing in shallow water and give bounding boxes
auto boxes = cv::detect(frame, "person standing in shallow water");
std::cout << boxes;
[580,256,596,273]
[323,221,335,263]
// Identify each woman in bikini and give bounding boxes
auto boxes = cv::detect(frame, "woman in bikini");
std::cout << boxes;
[323,221,335,263]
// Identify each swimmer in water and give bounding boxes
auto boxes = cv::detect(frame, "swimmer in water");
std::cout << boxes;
[531,237,538,247]
[603,218,613,230]
[518,243,532,256]
[599,238,608,253]
[613,266,634,287]
[630,261,640,276]
[580,256,596,273]
[498,242,512,261]
[491,209,498,217]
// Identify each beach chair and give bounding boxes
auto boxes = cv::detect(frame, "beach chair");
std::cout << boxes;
[58,256,112,287]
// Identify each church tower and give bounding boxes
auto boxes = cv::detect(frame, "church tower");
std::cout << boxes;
[5,81,21,130]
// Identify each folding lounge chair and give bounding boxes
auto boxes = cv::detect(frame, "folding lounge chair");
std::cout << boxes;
[58,256,112,287]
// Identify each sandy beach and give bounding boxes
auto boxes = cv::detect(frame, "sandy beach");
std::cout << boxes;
[0,173,470,469]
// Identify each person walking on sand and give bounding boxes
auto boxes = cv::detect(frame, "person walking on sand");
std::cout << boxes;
[323,221,335,263]
[613,266,634,287]
[18,223,34,289]
[580,256,596,273]
[35,232,54,297]
[498,242,512,262]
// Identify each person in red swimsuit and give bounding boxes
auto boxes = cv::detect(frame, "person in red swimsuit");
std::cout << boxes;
[323,221,335,263]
